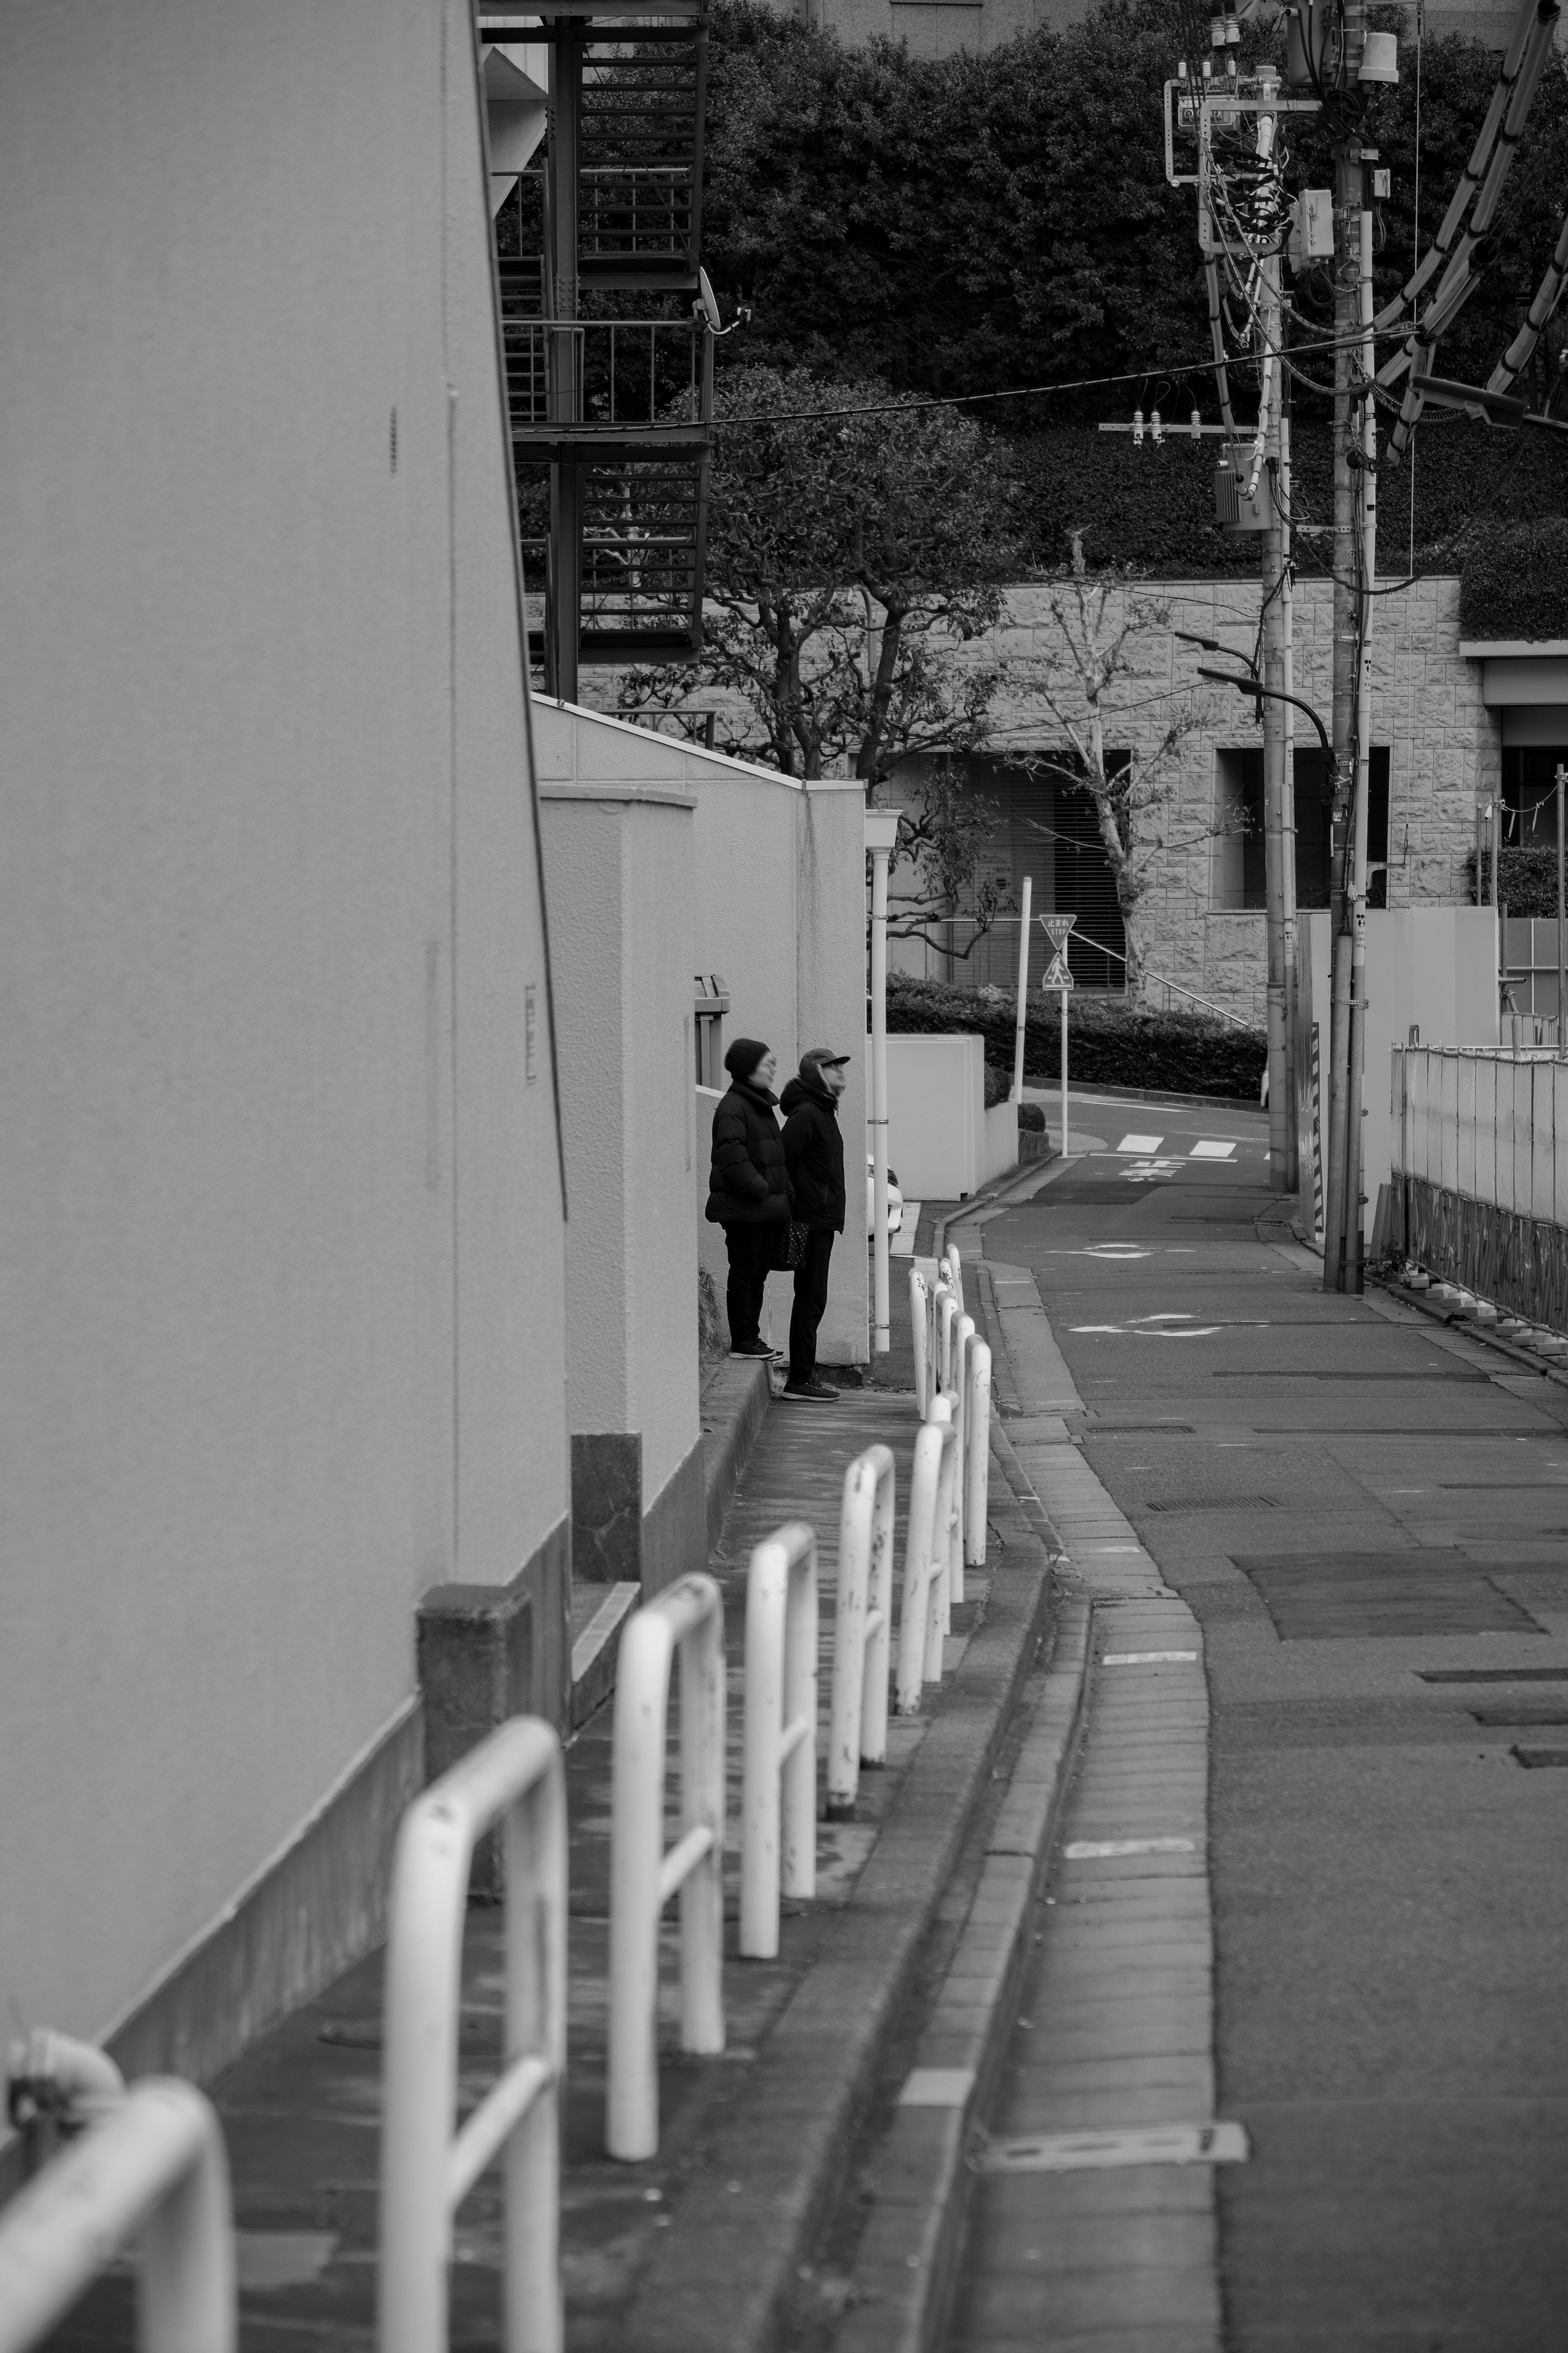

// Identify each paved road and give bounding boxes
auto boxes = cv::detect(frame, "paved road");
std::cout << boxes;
[955,1095,1568,2350]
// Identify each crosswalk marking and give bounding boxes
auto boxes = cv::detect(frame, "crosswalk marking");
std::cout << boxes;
[1190,1139,1236,1160]
[1117,1132,1163,1153]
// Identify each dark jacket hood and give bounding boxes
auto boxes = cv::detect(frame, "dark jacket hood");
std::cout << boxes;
[735,1077,779,1111]
[780,1074,838,1117]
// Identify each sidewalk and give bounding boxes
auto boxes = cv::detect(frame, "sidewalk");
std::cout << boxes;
[44,1355,1058,2352]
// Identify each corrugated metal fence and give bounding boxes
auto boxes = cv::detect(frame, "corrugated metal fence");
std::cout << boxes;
[1390,1046,1568,1329]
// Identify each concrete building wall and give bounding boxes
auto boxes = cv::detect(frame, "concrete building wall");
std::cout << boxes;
[0,0,566,2069]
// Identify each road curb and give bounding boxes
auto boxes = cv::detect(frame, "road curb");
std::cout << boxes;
[833,1576,1093,2353]
[626,1445,1060,2353]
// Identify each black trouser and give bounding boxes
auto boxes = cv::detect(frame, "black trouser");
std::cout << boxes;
[724,1222,774,1349]
[789,1227,836,1384]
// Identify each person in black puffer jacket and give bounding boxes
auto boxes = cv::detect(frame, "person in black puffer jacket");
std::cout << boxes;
[706,1037,790,1358]
[778,1046,849,1403]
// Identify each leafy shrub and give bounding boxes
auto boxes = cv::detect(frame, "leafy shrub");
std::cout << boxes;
[1460,520,1568,643]
[1018,1100,1047,1131]
[1465,844,1565,916]
[983,1060,1010,1109]
[887,972,1267,1098]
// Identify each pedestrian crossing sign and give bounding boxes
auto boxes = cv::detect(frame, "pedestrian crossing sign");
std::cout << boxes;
[1043,952,1075,990]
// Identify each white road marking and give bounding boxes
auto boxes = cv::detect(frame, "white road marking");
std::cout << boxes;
[974,2122,1247,2176]
[1129,1313,1194,1323]
[1117,1133,1165,1153]
[1070,1324,1126,1333]
[1064,1837,1196,1859]
[1190,1140,1236,1160]
[1122,1157,1183,1179]
[1102,1650,1199,1665]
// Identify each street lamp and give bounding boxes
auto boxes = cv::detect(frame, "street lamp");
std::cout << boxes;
[865,808,902,1357]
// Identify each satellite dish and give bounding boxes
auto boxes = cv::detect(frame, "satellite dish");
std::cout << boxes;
[696,268,722,333]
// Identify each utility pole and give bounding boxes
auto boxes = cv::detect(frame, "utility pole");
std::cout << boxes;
[1344,194,1378,1291]
[1323,4,1369,1293]
[1259,67,1293,1193]
[1279,384,1300,1188]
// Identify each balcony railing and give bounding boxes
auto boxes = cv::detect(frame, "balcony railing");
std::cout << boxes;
[502,317,709,442]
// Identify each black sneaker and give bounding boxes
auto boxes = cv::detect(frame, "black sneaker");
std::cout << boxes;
[780,1378,840,1403]
[730,1339,782,1358]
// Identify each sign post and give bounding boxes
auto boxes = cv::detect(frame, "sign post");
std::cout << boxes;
[1042,917,1076,1157]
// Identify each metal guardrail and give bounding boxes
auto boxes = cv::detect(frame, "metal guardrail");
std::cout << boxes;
[607,1572,726,2161]
[740,1525,818,1961]
[895,1418,956,1715]
[0,2076,236,2352]
[827,1447,894,1822]
[379,1717,567,2353]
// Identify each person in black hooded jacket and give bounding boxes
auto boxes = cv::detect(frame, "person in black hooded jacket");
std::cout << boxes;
[778,1046,850,1403]
[705,1037,789,1358]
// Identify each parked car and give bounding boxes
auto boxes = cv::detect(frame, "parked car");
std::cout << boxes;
[866,1155,904,1238]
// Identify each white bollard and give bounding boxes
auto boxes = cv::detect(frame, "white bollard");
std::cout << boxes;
[895,1420,957,1712]
[381,1716,568,2353]
[607,1574,727,2161]
[926,1393,962,1612]
[828,1448,895,1820]
[949,1314,975,1596]
[0,2078,236,2353]
[964,1339,993,1572]
[942,1245,964,1316]
[935,1287,958,1394]
[740,1526,819,1960]
[909,1267,930,1416]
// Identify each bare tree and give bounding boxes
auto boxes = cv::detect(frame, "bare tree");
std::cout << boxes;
[1015,535,1206,998]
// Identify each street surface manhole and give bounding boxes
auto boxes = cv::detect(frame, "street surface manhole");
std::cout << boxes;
[1512,1745,1568,1767]
[1145,1496,1277,1512]
[972,2121,1247,2175]
[1229,1550,1546,1640]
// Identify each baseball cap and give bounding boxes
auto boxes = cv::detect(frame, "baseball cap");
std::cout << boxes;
[800,1045,851,1073]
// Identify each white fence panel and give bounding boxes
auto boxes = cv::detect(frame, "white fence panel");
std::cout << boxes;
[1533,1060,1557,1222]
[1474,1053,1497,1209]
[1456,1053,1476,1200]
[1438,1052,1458,1196]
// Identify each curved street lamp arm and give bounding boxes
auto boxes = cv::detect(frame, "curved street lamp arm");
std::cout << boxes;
[1194,665,1332,761]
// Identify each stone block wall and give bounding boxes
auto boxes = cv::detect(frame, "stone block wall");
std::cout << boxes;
[970,573,1491,1024]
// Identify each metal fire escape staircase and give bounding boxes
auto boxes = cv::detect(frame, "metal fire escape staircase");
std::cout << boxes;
[480,7,712,697]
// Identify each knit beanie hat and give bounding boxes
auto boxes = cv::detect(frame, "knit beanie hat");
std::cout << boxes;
[724,1037,770,1084]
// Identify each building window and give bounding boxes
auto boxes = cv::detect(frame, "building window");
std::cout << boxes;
[1501,747,1568,845]
[1216,746,1388,910]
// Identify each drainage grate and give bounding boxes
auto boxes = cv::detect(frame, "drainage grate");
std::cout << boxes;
[1420,1667,1568,1683]
[971,2121,1247,2175]
[1144,1496,1278,1512]
[1230,1550,1546,1641]
[1091,1423,1196,1435]
[1512,1745,1568,1767]
[1220,1368,1491,1383]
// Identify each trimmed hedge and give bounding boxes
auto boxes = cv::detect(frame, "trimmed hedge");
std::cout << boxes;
[1460,519,1568,644]
[887,973,1267,1099]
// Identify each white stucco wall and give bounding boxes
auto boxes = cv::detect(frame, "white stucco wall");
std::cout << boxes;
[0,0,567,2048]
[535,702,869,1363]
[539,783,700,1507]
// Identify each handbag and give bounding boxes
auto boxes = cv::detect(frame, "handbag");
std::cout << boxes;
[778,1218,809,1271]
